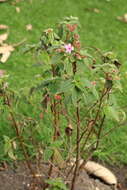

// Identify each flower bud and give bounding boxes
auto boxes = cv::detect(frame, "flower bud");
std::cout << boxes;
[54,94,62,100]
[65,123,73,136]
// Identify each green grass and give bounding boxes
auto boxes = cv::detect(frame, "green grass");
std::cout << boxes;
[0,0,127,163]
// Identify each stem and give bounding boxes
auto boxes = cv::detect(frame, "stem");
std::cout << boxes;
[72,61,77,75]
[78,120,94,144]
[51,64,56,77]
[78,116,105,172]
[43,154,54,190]
[5,94,36,177]
[80,88,107,130]
[80,87,108,152]
[66,88,110,167]
[71,105,80,190]
[45,64,61,187]
[45,99,60,188]
[95,114,105,149]
[52,100,60,140]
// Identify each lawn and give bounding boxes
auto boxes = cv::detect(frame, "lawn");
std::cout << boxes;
[0,0,127,164]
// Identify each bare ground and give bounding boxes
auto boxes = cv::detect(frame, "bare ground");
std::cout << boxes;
[0,161,126,190]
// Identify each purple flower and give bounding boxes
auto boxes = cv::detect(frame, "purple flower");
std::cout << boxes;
[64,43,74,54]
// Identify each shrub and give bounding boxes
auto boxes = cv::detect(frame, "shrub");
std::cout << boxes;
[0,16,125,189]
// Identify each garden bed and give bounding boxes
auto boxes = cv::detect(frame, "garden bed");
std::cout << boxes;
[0,161,126,190]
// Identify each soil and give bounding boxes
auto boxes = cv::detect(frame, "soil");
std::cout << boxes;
[0,161,127,190]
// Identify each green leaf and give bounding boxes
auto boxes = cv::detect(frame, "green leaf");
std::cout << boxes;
[48,79,62,94]
[37,51,50,65]
[104,106,119,122]
[114,80,123,92]
[71,87,81,106]
[58,25,63,38]
[80,49,93,58]
[51,140,63,148]
[74,75,87,91]
[4,135,11,154]
[63,91,72,105]
[4,136,17,160]
[58,79,74,93]
[109,94,118,107]
[22,44,36,53]
[51,54,62,65]
[53,148,65,169]
[91,86,99,99]
[64,58,73,75]
[44,148,53,161]
[72,87,78,106]
[8,150,17,160]
[82,93,87,104]
[119,110,126,123]
[36,77,60,90]
[46,178,68,190]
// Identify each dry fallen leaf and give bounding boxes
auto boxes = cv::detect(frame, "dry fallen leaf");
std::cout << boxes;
[117,13,127,23]
[0,33,8,44]
[85,8,100,13]
[0,44,14,63]
[95,188,100,190]
[70,159,117,185]
[0,0,7,2]
[26,24,33,31]
[93,8,100,13]
[0,24,8,30]
[16,7,20,13]
[84,161,117,185]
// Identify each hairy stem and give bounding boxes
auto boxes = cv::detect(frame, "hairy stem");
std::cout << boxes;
[80,87,108,152]
[95,114,105,150]
[71,105,80,190]
[5,94,36,177]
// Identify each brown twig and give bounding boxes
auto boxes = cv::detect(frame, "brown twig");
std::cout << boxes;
[4,93,36,177]
[71,105,80,190]
[95,114,105,149]
[81,120,127,157]
[80,87,109,152]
